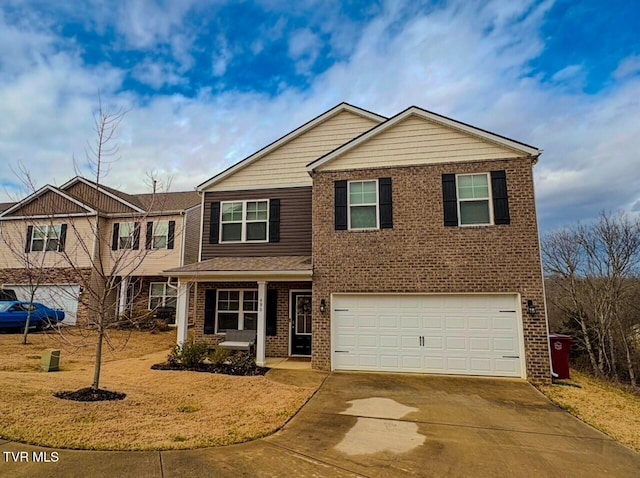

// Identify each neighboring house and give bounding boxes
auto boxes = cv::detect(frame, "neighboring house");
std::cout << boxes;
[0,177,200,325]
[167,102,551,382]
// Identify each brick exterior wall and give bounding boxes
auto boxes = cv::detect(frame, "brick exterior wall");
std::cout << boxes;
[0,267,92,324]
[310,158,551,383]
[192,281,312,357]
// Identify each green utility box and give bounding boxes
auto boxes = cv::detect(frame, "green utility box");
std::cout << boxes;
[41,349,61,372]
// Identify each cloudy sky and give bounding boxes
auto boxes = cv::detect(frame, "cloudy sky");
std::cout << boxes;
[0,0,638,230]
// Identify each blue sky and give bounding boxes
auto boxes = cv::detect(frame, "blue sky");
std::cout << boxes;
[0,0,639,230]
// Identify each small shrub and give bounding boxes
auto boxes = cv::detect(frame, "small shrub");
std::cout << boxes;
[209,347,231,366]
[167,338,209,368]
[226,352,258,375]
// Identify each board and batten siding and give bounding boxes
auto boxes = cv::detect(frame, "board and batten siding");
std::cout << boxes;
[201,187,311,258]
[315,114,525,171]
[5,189,88,216]
[64,181,138,213]
[208,111,379,191]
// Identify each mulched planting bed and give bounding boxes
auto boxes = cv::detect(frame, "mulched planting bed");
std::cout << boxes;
[54,387,126,402]
[151,362,269,376]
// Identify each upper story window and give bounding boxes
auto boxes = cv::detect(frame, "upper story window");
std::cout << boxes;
[118,222,135,249]
[443,171,510,228]
[348,180,378,230]
[220,200,269,242]
[456,173,492,226]
[30,225,62,252]
[152,221,169,249]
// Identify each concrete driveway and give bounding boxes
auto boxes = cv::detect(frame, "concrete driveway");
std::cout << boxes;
[2,372,639,477]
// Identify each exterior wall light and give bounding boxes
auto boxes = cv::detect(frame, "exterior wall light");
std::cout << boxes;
[320,299,327,314]
[527,300,537,315]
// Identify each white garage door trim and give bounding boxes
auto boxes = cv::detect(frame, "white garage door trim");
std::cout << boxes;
[6,284,80,325]
[331,293,526,378]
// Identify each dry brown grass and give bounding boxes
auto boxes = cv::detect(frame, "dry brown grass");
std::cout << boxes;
[0,329,318,450]
[539,370,640,452]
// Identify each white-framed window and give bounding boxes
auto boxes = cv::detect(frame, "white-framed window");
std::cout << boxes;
[216,289,258,333]
[456,173,493,226]
[149,282,177,310]
[31,225,62,252]
[119,222,135,249]
[151,221,169,250]
[220,200,269,243]
[348,180,378,230]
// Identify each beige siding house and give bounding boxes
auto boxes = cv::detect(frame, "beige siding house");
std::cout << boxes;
[168,103,552,383]
[0,177,200,326]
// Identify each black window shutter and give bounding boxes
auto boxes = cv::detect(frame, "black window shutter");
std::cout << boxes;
[209,202,220,244]
[133,222,141,250]
[266,289,278,336]
[59,224,67,252]
[168,220,176,249]
[112,223,120,250]
[442,174,459,227]
[379,178,393,229]
[269,199,280,243]
[145,221,153,249]
[335,180,347,230]
[25,226,33,253]
[491,170,511,225]
[204,289,217,334]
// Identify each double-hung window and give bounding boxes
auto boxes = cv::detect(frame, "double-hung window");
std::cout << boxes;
[348,180,378,230]
[149,283,177,309]
[31,225,62,252]
[118,222,135,249]
[151,221,169,249]
[456,173,493,226]
[216,290,258,333]
[220,200,268,242]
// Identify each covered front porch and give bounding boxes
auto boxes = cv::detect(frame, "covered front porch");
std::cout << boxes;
[166,256,313,366]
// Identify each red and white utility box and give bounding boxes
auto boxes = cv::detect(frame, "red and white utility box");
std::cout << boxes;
[549,334,572,379]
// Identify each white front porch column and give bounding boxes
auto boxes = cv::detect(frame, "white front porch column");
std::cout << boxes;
[176,280,189,346]
[117,277,128,316]
[256,281,267,366]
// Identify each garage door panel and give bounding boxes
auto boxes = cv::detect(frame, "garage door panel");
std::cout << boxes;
[333,294,522,378]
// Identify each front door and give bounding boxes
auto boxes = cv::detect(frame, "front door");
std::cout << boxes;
[291,291,312,356]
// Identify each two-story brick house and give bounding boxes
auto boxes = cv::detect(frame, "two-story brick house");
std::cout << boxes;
[168,103,552,382]
[0,177,200,325]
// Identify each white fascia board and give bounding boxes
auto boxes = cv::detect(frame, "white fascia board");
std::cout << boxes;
[163,270,313,282]
[0,185,97,218]
[197,103,386,192]
[307,106,542,172]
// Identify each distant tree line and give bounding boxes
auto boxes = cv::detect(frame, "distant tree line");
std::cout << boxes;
[543,212,640,387]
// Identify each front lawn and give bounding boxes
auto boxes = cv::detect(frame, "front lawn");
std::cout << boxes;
[0,329,320,450]
[538,370,640,452]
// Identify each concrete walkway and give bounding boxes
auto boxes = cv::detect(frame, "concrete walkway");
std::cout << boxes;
[2,373,639,477]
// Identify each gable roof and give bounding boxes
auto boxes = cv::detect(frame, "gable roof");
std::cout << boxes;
[307,106,541,172]
[60,177,145,212]
[0,185,97,218]
[197,102,386,191]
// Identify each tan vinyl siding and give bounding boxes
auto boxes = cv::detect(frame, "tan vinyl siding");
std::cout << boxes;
[316,114,525,171]
[0,217,96,269]
[5,190,87,216]
[100,215,186,276]
[64,181,137,213]
[209,111,378,191]
[183,205,201,265]
[201,187,311,259]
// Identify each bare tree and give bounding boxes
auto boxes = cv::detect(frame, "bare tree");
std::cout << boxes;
[543,212,640,386]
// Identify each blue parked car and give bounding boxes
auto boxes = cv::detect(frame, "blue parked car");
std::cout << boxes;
[0,301,65,331]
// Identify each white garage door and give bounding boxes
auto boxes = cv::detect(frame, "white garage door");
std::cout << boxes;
[8,285,80,325]
[332,294,523,377]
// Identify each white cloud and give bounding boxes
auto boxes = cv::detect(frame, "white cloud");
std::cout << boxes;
[613,55,640,80]
[288,28,321,74]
